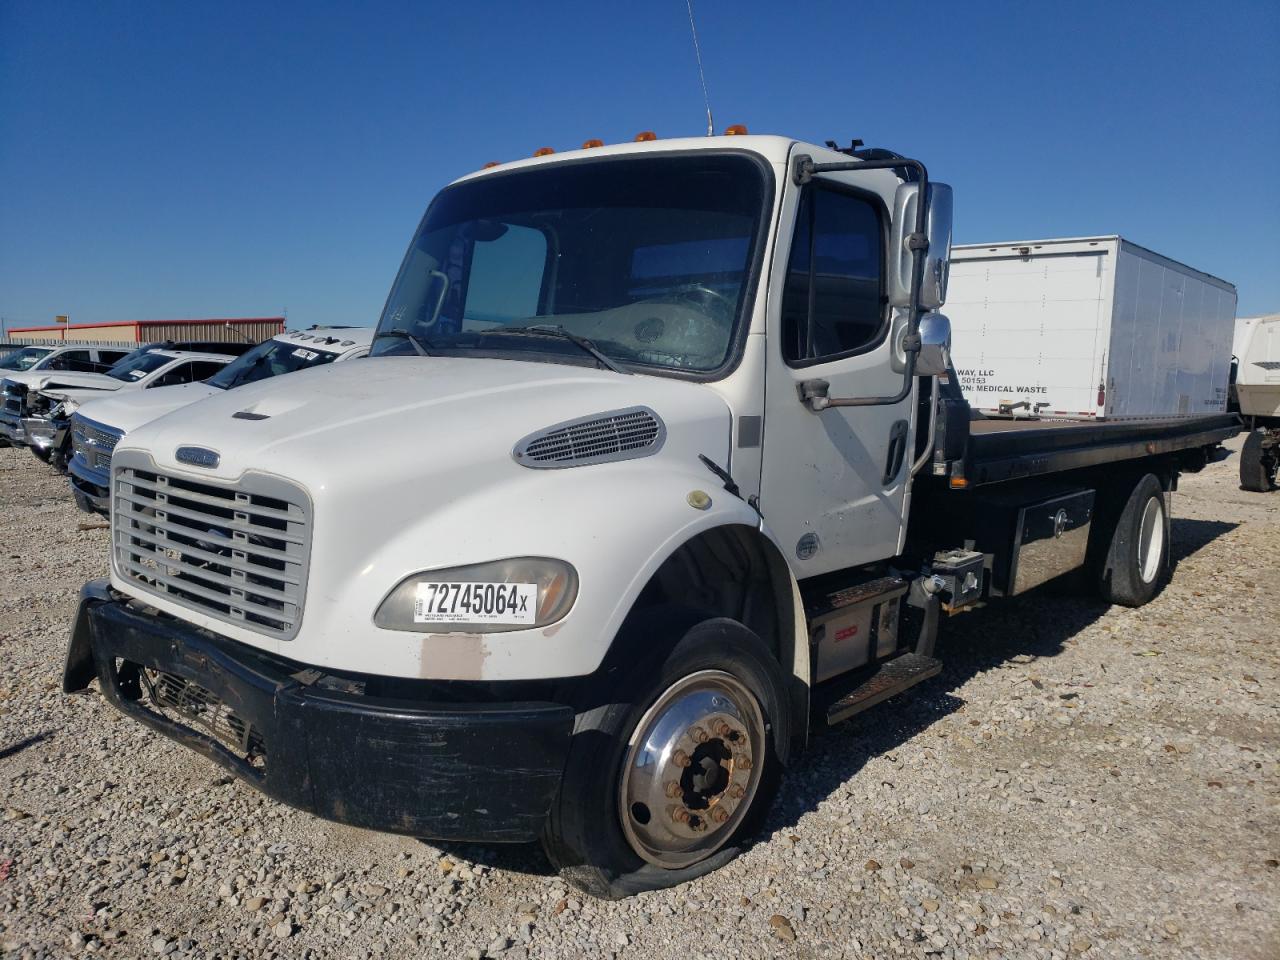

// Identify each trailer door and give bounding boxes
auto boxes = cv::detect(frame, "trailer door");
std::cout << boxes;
[758,159,914,577]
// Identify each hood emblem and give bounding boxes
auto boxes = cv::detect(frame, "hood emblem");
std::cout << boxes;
[176,446,220,469]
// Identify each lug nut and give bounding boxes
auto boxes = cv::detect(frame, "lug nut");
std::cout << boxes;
[670,806,691,824]
[664,780,683,798]
[710,806,730,824]
[728,783,746,799]
[713,720,732,738]
[672,749,691,768]
[736,756,753,771]
[689,725,709,744]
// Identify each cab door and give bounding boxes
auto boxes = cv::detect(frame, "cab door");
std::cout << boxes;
[758,161,916,578]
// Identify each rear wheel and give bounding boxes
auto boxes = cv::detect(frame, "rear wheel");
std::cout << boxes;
[1096,473,1170,607]
[1240,429,1277,492]
[543,615,790,898]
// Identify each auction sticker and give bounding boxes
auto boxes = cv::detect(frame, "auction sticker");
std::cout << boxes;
[414,581,537,625]
[292,348,319,360]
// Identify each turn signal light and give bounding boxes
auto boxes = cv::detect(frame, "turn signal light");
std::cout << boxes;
[581,138,604,149]
[533,146,555,157]
[634,131,658,142]
[723,124,749,135]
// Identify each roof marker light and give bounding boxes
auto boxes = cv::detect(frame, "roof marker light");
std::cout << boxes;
[482,161,501,169]
[581,138,604,149]
[634,131,658,142]
[723,124,748,136]
[533,146,555,157]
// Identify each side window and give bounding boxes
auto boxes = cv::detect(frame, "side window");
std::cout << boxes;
[780,185,885,365]
[189,361,228,382]
[98,350,130,367]
[149,362,194,387]
[462,224,547,330]
[60,350,96,372]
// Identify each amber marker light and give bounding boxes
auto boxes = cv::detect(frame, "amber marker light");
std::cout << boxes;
[533,147,555,157]
[581,138,604,149]
[482,161,500,169]
[634,131,658,142]
[723,124,749,135]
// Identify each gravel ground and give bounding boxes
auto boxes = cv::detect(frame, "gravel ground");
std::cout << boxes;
[1,437,1276,960]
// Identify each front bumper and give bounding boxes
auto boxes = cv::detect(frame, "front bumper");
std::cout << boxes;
[0,410,25,445]
[22,415,65,452]
[65,581,575,842]
[68,455,110,514]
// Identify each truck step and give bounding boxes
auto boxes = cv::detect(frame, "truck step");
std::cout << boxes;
[821,652,943,726]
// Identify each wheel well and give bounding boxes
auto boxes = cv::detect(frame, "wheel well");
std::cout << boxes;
[596,524,807,746]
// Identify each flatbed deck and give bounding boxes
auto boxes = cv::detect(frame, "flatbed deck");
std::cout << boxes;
[960,414,1241,486]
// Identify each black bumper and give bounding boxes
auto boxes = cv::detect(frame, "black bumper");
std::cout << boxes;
[66,581,575,842]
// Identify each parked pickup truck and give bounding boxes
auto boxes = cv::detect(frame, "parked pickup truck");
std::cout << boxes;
[68,328,373,514]
[17,350,235,471]
[64,134,1239,898]
[0,345,133,445]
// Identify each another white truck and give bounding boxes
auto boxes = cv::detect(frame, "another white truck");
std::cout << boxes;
[67,328,373,514]
[1232,314,1280,491]
[0,345,134,446]
[64,134,1239,898]
[946,237,1237,420]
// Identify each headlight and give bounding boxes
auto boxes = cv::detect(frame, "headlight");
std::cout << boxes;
[373,557,578,634]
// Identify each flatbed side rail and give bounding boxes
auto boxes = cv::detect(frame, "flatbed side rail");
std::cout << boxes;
[959,415,1241,486]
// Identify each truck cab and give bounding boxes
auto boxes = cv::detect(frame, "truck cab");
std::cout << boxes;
[64,133,1236,897]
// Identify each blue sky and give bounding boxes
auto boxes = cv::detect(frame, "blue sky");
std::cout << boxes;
[1,0,1277,333]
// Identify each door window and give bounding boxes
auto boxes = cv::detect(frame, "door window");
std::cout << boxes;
[149,362,197,387]
[48,350,94,371]
[781,185,885,365]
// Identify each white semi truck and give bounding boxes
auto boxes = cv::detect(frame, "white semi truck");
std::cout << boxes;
[64,134,1239,898]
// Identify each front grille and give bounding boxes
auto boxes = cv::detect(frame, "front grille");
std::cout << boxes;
[71,415,122,472]
[140,667,267,768]
[112,462,312,639]
[514,406,665,468]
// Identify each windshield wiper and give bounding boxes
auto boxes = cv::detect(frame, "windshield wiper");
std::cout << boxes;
[374,328,433,356]
[492,325,629,374]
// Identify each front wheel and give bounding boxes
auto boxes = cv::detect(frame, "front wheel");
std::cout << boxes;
[1096,473,1170,607]
[543,615,791,898]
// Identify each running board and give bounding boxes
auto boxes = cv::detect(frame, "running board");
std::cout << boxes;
[820,652,942,726]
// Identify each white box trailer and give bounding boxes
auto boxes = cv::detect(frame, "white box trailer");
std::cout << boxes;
[945,236,1237,420]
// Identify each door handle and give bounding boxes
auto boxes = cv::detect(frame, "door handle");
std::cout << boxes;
[882,419,909,485]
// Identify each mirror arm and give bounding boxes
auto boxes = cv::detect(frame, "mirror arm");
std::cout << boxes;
[791,153,933,410]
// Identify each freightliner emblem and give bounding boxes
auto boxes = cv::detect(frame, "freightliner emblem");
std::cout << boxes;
[175,446,220,469]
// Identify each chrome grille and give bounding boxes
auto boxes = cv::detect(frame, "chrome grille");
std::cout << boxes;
[71,415,122,471]
[514,407,665,468]
[112,460,311,639]
[141,667,267,768]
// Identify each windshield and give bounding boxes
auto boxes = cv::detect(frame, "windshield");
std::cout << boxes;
[207,337,342,389]
[373,153,769,374]
[106,352,172,382]
[0,347,54,371]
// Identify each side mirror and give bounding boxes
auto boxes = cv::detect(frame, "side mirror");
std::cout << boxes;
[888,182,953,311]
[915,312,952,377]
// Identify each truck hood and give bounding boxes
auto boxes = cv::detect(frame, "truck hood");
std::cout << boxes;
[70,382,218,434]
[123,357,734,488]
[6,371,123,393]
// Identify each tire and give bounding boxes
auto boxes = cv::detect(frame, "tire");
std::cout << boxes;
[1096,473,1170,607]
[543,614,791,899]
[1240,429,1277,492]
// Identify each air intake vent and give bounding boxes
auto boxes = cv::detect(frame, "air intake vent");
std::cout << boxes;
[514,407,665,469]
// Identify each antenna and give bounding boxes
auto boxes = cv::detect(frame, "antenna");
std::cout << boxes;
[685,0,714,136]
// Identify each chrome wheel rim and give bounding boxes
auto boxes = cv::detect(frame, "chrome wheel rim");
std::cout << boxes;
[618,670,766,869]
[1138,495,1164,584]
